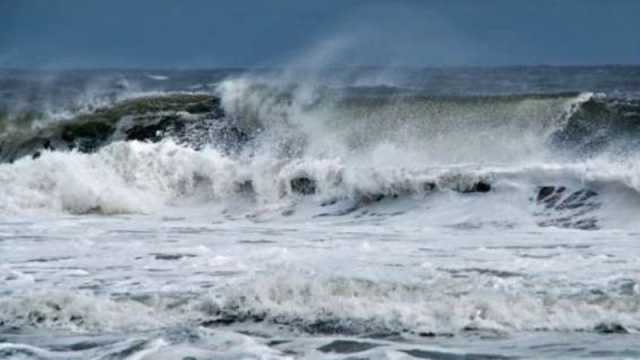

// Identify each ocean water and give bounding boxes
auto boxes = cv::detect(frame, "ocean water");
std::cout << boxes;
[1,67,640,359]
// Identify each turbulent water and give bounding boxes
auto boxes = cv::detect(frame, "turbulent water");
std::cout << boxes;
[1,67,640,359]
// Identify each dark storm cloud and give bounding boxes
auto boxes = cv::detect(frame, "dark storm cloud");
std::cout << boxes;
[0,0,639,68]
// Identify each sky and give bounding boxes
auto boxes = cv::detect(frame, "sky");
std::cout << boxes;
[1,0,639,69]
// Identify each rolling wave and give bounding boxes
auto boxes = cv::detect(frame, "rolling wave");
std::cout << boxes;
[1,79,640,230]
[2,273,639,335]
[1,139,639,232]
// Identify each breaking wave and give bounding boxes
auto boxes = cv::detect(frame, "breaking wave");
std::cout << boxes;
[1,77,640,230]
[2,273,639,336]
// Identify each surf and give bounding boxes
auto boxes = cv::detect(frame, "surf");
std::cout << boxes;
[1,76,639,230]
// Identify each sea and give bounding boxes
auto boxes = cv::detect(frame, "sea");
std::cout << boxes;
[1,66,640,359]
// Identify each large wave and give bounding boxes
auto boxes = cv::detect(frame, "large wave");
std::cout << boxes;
[1,76,640,230]
[4,79,638,165]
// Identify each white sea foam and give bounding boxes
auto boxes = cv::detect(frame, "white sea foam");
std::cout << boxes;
[2,270,639,335]
[0,137,639,231]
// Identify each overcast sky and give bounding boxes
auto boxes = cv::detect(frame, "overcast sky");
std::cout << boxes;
[1,0,639,68]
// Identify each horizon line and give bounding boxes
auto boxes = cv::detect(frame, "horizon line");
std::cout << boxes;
[1,63,639,72]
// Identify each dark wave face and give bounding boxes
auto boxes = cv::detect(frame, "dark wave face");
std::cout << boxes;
[1,89,638,170]
[552,95,640,154]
